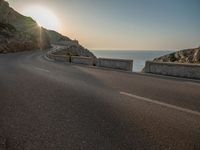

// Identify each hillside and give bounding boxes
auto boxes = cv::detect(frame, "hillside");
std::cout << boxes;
[0,0,50,53]
[153,47,200,64]
[0,0,95,57]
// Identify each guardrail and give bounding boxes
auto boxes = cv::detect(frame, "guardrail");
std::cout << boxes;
[46,48,133,72]
[54,55,70,62]
[97,58,133,71]
[144,61,200,79]
[71,56,94,65]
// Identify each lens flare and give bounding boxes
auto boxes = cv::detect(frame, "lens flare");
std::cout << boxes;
[22,6,60,31]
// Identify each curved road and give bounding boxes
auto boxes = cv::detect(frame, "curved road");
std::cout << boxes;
[0,50,200,150]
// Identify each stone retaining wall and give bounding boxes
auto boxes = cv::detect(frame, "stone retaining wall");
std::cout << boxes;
[54,55,70,62]
[47,53,70,62]
[144,61,200,79]
[46,52,133,72]
[97,58,133,71]
[71,56,94,65]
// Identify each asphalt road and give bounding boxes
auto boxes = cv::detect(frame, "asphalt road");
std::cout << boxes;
[0,50,200,150]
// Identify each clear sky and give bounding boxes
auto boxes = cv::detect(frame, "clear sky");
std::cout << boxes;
[8,0,200,50]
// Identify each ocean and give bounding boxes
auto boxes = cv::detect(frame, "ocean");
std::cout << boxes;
[91,50,175,72]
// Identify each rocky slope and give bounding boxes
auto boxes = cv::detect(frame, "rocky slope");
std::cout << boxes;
[153,47,200,64]
[0,22,50,53]
[0,0,95,57]
[52,40,95,57]
[47,30,95,57]
[47,30,71,44]
[0,0,50,53]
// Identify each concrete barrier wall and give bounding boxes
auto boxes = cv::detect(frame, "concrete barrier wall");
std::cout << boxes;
[144,61,200,79]
[54,55,70,62]
[47,51,134,71]
[97,58,133,71]
[47,53,70,62]
[71,56,94,65]
[46,53,55,59]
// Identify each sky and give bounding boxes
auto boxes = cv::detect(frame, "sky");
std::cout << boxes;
[8,0,200,50]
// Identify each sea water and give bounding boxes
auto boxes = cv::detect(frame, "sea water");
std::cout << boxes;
[91,50,175,72]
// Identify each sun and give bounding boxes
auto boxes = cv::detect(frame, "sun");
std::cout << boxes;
[22,6,60,31]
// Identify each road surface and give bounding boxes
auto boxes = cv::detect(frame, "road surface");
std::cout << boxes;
[0,50,200,150]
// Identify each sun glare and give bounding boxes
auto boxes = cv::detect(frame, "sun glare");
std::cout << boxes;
[22,6,60,31]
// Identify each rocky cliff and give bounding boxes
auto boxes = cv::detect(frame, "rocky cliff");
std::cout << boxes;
[52,41,95,57]
[0,0,50,53]
[46,30,95,57]
[153,47,200,64]
[0,0,95,57]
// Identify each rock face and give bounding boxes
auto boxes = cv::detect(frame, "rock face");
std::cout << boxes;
[52,40,95,57]
[0,22,50,53]
[153,47,200,64]
[47,30,95,57]
[0,0,50,53]
[0,0,95,57]
[47,30,71,44]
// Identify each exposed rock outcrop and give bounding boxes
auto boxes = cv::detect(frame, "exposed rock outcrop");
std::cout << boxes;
[0,0,95,57]
[52,40,95,57]
[47,30,71,44]
[153,47,200,64]
[47,30,95,57]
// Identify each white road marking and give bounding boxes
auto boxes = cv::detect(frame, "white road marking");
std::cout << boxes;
[34,67,50,73]
[120,91,200,117]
